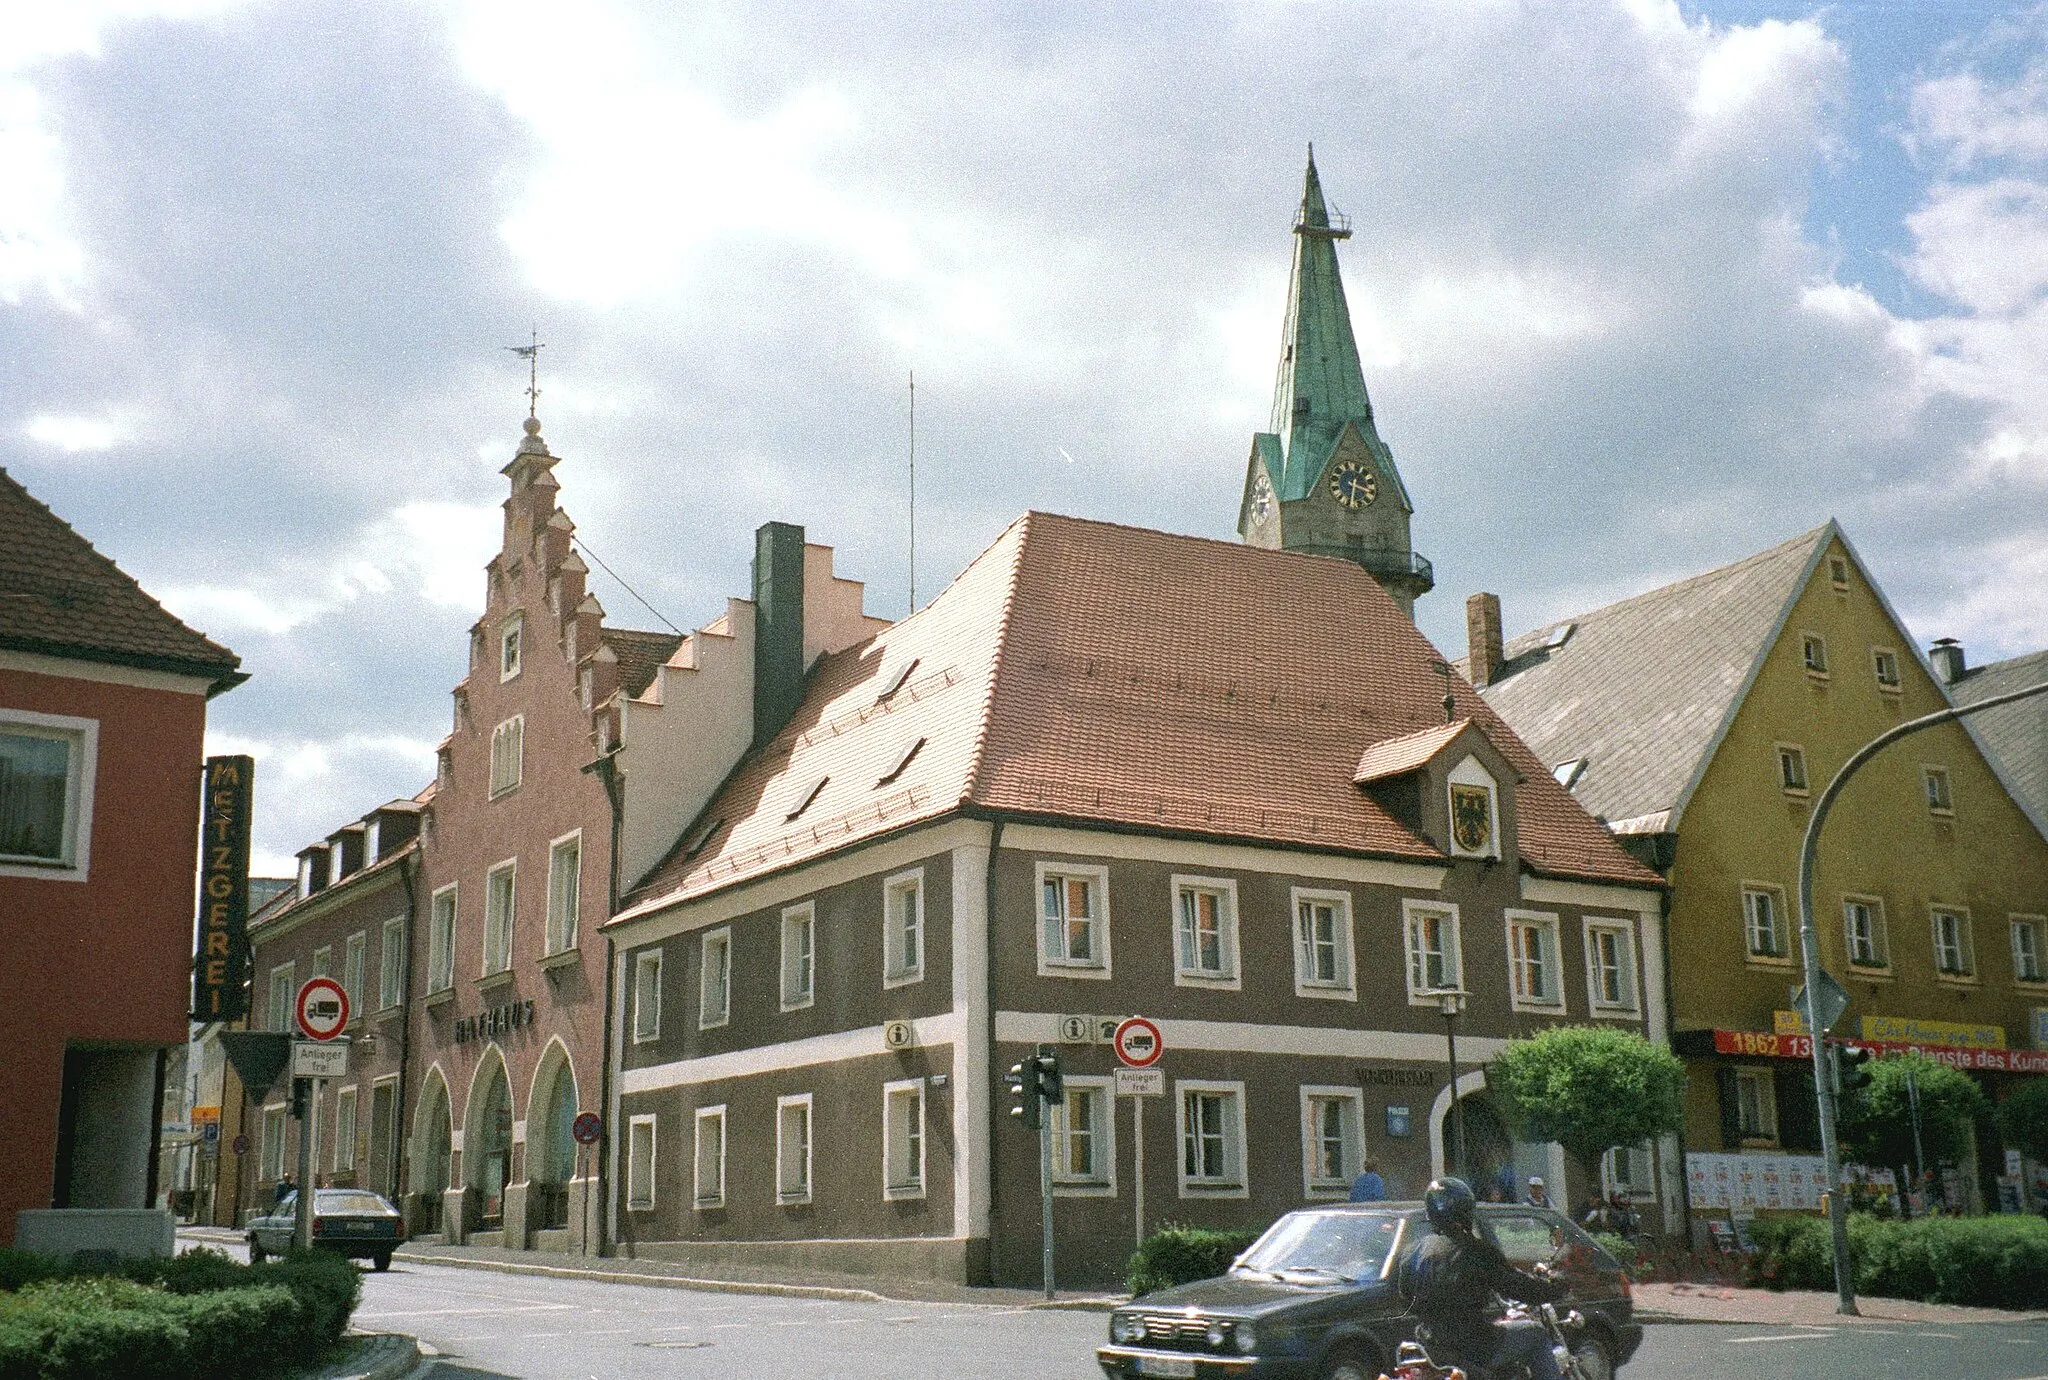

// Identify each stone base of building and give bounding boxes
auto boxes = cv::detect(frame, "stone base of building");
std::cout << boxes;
[615,1233,987,1285]
[439,1186,476,1244]
[15,1208,175,1262]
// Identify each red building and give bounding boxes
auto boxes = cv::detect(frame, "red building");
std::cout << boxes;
[0,467,243,1249]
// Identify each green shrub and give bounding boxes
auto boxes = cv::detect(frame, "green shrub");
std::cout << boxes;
[1744,1213,2048,1308]
[1127,1224,1261,1296]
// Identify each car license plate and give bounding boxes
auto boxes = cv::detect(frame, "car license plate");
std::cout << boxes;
[1137,1358,1195,1378]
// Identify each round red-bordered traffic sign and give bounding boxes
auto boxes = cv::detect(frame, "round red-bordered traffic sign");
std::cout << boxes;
[295,976,350,1041]
[1113,1016,1164,1068]
[572,1112,602,1146]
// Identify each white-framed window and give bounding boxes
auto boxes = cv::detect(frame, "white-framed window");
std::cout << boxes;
[1932,906,1975,978]
[1177,1080,1247,1197]
[883,869,924,987]
[1742,884,1788,960]
[1292,888,1356,999]
[483,860,516,975]
[378,916,405,1010]
[1777,743,1809,794]
[627,1114,657,1210]
[1584,918,1640,1013]
[343,931,367,1019]
[1801,632,1830,676]
[489,715,524,797]
[0,711,97,878]
[1052,1078,1115,1195]
[1872,648,1902,691]
[1446,756,1501,859]
[700,928,731,1029]
[262,1105,288,1180]
[1735,1068,1777,1140]
[313,945,332,979]
[780,903,815,1010]
[883,1079,926,1199]
[1300,1086,1365,1199]
[693,1106,726,1207]
[633,951,663,1043]
[1602,1143,1655,1199]
[1403,900,1463,1002]
[1844,895,1888,969]
[1504,910,1563,1009]
[545,831,581,955]
[1037,862,1111,977]
[268,963,296,1033]
[334,1086,358,1171]
[2013,916,2046,985]
[427,884,456,994]
[776,1094,813,1204]
[1173,875,1240,988]
[1923,765,1954,815]
[500,615,523,682]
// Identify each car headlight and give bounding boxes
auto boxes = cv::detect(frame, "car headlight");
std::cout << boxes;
[1232,1322,1258,1354]
[1111,1314,1144,1345]
[1206,1321,1226,1348]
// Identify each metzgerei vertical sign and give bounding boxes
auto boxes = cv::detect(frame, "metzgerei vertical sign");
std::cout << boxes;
[192,755,254,1020]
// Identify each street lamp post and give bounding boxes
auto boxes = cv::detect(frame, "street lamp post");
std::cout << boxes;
[1430,989,1470,1178]
[1796,676,2048,1316]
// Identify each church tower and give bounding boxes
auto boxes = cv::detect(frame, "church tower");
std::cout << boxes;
[1238,149,1432,616]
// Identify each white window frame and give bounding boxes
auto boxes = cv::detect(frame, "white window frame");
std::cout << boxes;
[1035,861,1112,978]
[1292,887,1357,1000]
[1844,895,1889,971]
[1172,874,1241,989]
[334,1085,358,1172]
[312,945,332,979]
[1504,909,1564,1012]
[693,1106,726,1208]
[780,903,816,1011]
[1402,899,1463,1004]
[1446,755,1502,860]
[343,931,367,1021]
[1583,917,1641,1016]
[1742,883,1790,963]
[1176,1079,1248,1198]
[489,715,524,797]
[883,868,925,988]
[2013,915,2047,986]
[627,1113,657,1211]
[1734,1068,1778,1141]
[483,859,516,976]
[500,615,523,682]
[1602,1143,1656,1201]
[1801,631,1830,677]
[262,1104,288,1180]
[699,928,732,1029]
[883,1079,927,1200]
[378,916,405,1010]
[1776,742,1810,795]
[776,1094,813,1204]
[632,950,663,1043]
[1923,765,1955,816]
[1931,905,1975,980]
[1871,647,1902,693]
[0,710,97,880]
[1299,1085,1366,1200]
[1051,1076,1116,1196]
[427,884,456,994]
[268,962,296,1033]
[545,830,581,956]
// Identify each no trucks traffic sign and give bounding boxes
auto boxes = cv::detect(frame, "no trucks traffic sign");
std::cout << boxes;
[295,976,350,1041]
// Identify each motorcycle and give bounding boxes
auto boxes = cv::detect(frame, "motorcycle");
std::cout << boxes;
[1375,1301,1591,1380]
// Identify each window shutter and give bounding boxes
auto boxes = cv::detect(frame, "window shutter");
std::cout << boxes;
[1716,1067,1742,1150]
[1774,1066,1821,1152]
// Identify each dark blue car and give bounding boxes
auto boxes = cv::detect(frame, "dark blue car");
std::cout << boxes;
[1097,1202,1641,1380]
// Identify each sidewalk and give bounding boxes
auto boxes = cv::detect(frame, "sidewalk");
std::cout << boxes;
[1633,1280,2048,1327]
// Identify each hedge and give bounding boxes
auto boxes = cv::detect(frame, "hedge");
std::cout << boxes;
[1128,1225,1262,1296]
[1745,1214,2048,1310]
[0,1248,360,1380]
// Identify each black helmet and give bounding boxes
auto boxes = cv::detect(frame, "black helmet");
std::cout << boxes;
[1423,1176,1478,1235]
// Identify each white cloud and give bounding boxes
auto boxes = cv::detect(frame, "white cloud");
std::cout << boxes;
[22,411,125,451]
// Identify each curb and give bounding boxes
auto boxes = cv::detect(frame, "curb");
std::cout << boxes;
[389,1250,893,1304]
[303,1332,420,1380]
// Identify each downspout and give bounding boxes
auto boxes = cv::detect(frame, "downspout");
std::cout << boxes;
[590,748,626,1259]
[395,851,419,1212]
[982,815,1004,1274]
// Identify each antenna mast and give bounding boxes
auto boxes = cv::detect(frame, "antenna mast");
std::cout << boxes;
[908,370,917,614]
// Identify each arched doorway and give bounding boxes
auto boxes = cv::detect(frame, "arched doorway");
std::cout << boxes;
[415,1075,452,1234]
[468,1059,513,1231]
[1454,1095,1517,1200]
[528,1047,578,1231]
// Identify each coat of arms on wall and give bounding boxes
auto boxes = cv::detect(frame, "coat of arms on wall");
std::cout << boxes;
[1449,784,1494,854]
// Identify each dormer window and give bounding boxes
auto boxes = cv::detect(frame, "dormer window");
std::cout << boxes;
[1446,756,1500,860]
[501,616,524,682]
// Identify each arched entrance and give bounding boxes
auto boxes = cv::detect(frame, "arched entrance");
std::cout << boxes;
[468,1058,513,1231]
[1454,1095,1517,1199]
[414,1075,452,1234]
[528,1046,579,1231]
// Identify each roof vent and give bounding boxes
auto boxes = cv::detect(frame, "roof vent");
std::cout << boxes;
[681,817,725,860]
[877,658,920,704]
[1553,759,1588,791]
[786,776,828,822]
[1929,638,1966,685]
[878,737,926,786]
[1540,622,1576,652]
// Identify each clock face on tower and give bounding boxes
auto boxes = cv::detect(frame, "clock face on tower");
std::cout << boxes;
[1250,471,1274,520]
[1329,461,1378,510]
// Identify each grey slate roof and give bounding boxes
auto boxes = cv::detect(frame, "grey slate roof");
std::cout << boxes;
[1468,524,1831,833]
[1949,648,2048,834]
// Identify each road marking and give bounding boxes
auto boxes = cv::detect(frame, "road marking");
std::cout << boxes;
[1913,1331,1961,1339]
[356,1304,579,1319]
[1727,1331,1837,1344]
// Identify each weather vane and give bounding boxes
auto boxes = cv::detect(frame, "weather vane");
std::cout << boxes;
[505,328,544,419]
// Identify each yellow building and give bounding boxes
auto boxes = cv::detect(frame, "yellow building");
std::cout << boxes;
[1468,523,2048,1226]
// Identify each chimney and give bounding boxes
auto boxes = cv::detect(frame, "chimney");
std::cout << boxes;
[1466,592,1504,688]
[1930,638,1967,685]
[752,521,807,747]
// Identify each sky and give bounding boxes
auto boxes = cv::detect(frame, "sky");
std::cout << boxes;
[3,0,2046,874]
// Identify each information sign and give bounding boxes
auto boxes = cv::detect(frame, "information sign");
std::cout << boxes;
[289,1040,349,1079]
[1114,1067,1163,1097]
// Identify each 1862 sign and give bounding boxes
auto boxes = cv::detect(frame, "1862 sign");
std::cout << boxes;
[191,756,254,1020]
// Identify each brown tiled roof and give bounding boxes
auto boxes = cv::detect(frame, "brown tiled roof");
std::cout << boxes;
[606,627,686,698]
[0,466,243,691]
[620,513,1657,914]
[1353,720,1477,783]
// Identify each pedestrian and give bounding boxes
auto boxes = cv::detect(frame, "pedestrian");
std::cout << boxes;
[1525,1176,1551,1209]
[1349,1157,1386,1203]
[273,1171,295,1206]
[1609,1194,1639,1237]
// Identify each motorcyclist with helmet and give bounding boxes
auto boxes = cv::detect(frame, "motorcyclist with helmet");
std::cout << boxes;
[1397,1176,1567,1380]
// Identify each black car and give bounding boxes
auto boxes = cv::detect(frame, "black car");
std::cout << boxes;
[1098,1202,1641,1380]
[247,1188,407,1270]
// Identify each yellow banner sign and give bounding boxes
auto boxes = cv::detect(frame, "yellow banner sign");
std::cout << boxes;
[1774,1010,1812,1035]
[1859,1015,2005,1050]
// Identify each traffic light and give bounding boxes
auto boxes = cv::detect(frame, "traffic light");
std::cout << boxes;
[1034,1048,1063,1103]
[1008,1059,1042,1130]
[1837,1044,1875,1093]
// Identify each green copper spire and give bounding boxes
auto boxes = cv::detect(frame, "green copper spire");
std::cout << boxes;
[1270,146,1374,446]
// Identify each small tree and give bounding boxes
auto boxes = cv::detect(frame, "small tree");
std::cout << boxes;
[1995,1078,2048,1166]
[1488,1026,1686,1212]
[1840,1052,1988,1188]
